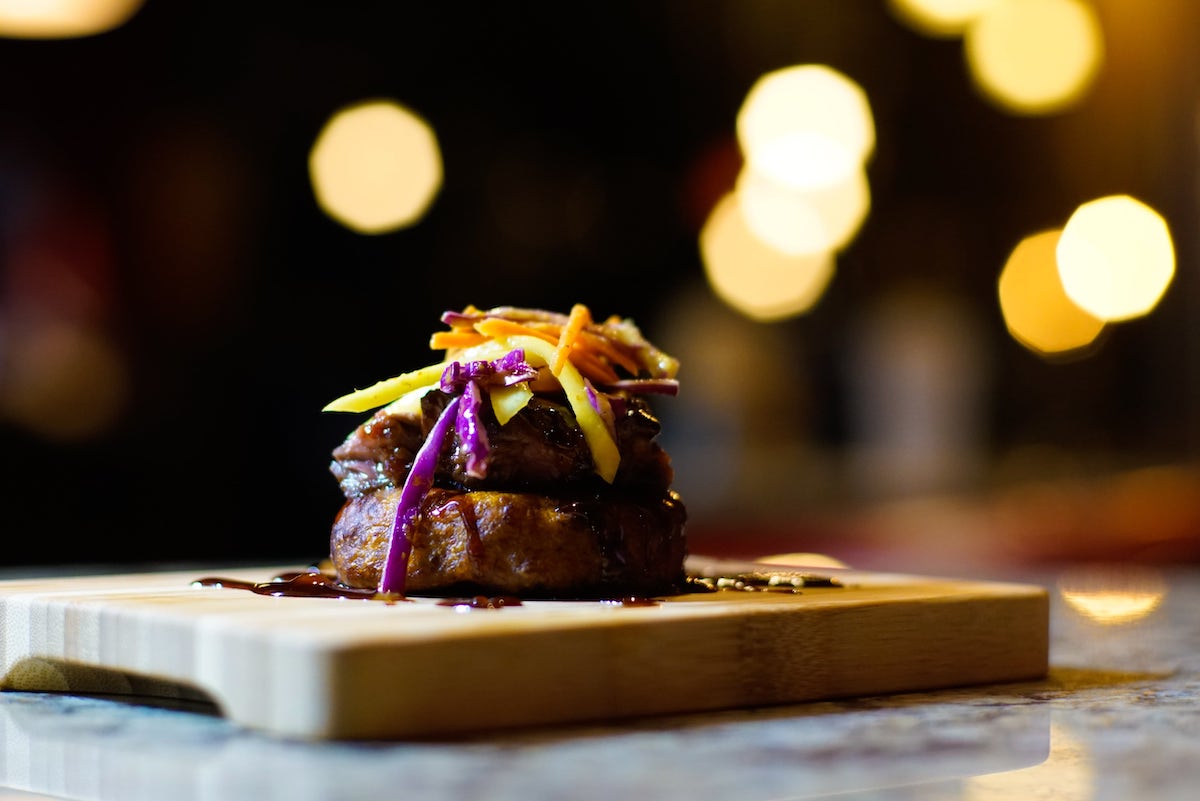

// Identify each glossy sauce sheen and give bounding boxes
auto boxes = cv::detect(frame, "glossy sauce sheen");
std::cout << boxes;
[192,569,841,606]
[192,572,404,602]
[438,497,483,559]
[436,595,522,609]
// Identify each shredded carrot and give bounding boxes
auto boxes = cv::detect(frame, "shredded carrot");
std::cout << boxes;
[575,329,640,375]
[474,318,560,346]
[551,304,592,376]
[430,331,488,350]
[570,350,620,385]
[475,312,620,384]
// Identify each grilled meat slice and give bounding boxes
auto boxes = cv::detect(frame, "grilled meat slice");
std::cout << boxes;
[331,487,687,596]
[329,412,424,498]
[330,392,674,498]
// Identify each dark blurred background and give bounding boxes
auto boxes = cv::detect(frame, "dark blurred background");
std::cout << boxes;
[1,0,1197,570]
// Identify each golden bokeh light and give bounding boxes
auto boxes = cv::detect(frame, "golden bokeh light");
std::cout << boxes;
[964,0,1103,114]
[0,0,144,38]
[700,194,836,322]
[1058,566,1166,625]
[888,0,999,38]
[1056,195,1175,322]
[309,100,443,235]
[1,322,127,441]
[1063,590,1164,624]
[735,165,870,257]
[736,65,875,190]
[757,553,851,570]
[997,229,1105,357]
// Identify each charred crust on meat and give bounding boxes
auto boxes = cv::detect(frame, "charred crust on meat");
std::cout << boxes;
[331,487,687,597]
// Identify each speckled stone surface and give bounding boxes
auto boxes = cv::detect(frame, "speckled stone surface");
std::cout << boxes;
[2,567,1198,801]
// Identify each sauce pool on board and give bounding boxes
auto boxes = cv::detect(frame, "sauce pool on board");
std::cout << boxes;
[190,567,841,606]
[191,571,404,602]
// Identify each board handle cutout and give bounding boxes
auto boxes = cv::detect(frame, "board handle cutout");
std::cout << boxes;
[2,657,219,712]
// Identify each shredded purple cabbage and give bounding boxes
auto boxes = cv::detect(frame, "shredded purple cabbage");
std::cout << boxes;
[439,310,479,328]
[379,395,461,595]
[439,349,535,480]
[603,378,680,395]
[490,348,539,384]
[379,349,536,594]
[440,349,537,392]
[456,381,489,478]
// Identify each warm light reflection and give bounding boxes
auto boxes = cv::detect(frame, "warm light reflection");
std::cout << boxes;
[736,65,874,190]
[735,165,870,256]
[309,100,443,234]
[888,0,999,38]
[997,229,1105,357]
[965,722,1092,801]
[1056,195,1175,322]
[1063,591,1163,624]
[757,553,851,570]
[1059,566,1166,625]
[965,0,1103,114]
[0,0,144,38]
[700,193,836,322]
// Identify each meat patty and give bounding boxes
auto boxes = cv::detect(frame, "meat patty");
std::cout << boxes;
[330,392,674,497]
[331,487,687,596]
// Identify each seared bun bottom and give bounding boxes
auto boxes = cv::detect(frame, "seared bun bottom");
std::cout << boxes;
[331,487,687,597]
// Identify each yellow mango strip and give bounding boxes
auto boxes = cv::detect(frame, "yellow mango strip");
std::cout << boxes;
[551,303,592,376]
[499,334,620,483]
[322,362,448,413]
[489,382,533,425]
[380,383,440,418]
[429,330,487,350]
[323,341,508,413]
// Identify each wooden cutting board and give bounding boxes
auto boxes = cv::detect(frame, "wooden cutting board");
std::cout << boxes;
[0,558,1048,740]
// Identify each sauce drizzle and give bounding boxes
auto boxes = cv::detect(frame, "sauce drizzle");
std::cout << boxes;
[192,568,841,606]
[436,595,522,609]
[192,571,404,602]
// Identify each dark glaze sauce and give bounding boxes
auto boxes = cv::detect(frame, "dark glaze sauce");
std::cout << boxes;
[192,570,515,609]
[192,568,841,607]
[437,496,483,559]
[436,595,522,609]
[192,571,405,603]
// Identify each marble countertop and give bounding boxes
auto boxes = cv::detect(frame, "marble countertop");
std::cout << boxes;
[2,565,1197,801]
